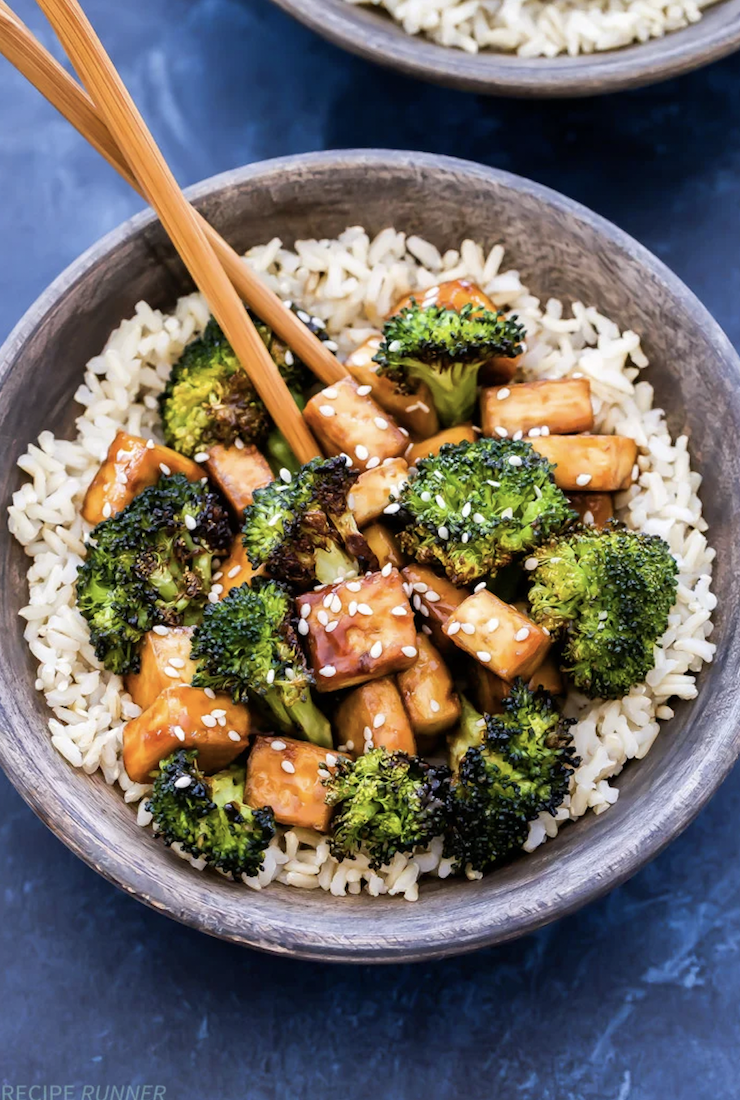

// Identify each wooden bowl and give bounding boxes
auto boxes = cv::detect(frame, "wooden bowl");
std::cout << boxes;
[270,0,740,96]
[1,151,739,962]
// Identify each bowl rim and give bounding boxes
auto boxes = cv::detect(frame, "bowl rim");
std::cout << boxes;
[2,149,740,963]
[269,0,740,97]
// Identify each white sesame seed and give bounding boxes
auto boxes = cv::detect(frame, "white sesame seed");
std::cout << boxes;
[435,494,446,509]
[102,502,112,519]
[461,502,472,518]
[370,641,383,659]
[462,533,470,543]
[381,562,393,577]
[477,651,492,663]
[420,491,432,503]
[413,594,422,611]
[357,603,373,616]
[473,512,485,524]
[515,627,530,642]
[323,387,338,399]
[204,687,216,699]
[344,580,361,592]
[501,507,514,520]
[202,715,217,728]
[297,309,311,323]
[461,623,476,635]
[326,620,338,633]
[528,428,541,439]
[474,581,487,593]
[342,453,353,467]
[374,417,389,430]
[270,740,287,751]
[486,618,500,632]
[163,666,180,678]
[355,445,369,461]
[211,584,223,595]
[363,725,373,741]
[281,760,296,774]
[508,455,523,467]
[174,776,192,789]
[227,565,241,579]
[194,451,209,463]
[280,468,293,484]
[584,510,595,525]
[391,605,408,616]
[598,610,609,620]
[403,582,413,597]
[373,714,385,729]
[146,438,155,450]
[402,646,418,658]
[207,592,218,603]
[429,700,440,713]
[632,464,639,481]
[494,426,508,438]
[513,431,523,442]
[234,437,245,449]
[152,625,169,636]
[422,625,432,636]
[413,582,428,593]
[319,405,335,418]
[348,601,358,617]
[159,463,171,476]
[345,740,355,751]
[317,609,329,626]
[320,665,336,677]
[330,594,342,614]
[576,473,592,487]
[284,349,295,366]
[357,385,373,396]
[173,725,186,742]
[426,591,441,603]
[438,526,449,540]
[383,503,401,515]
[298,619,309,636]
[446,622,460,636]
[366,456,381,469]
[496,388,511,401]
[169,657,186,669]
[540,426,550,437]
[323,753,337,768]
[228,731,241,742]
[266,669,275,685]
[323,593,334,608]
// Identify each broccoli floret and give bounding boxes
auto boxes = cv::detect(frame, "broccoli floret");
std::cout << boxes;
[397,438,576,586]
[147,750,275,878]
[373,300,524,428]
[527,524,678,699]
[242,456,376,588]
[324,748,451,869]
[446,685,578,873]
[190,579,332,748]
[159,306,321,459]
[76,474,231,674]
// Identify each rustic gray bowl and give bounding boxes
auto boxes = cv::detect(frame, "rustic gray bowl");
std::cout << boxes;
[270,0,740,96]
[1,150,739,963]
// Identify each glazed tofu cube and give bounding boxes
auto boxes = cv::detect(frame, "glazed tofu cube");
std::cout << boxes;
[124,626,196,711]
[346,335,440,438]
[303,377,408,471]
[481,379,593,439]
[362,523,406,569]
[444,590,551,683]
[350,458,409,527]
[531,435,638,492]
[122,684,249,782]
[567,491,614,528]
[217,535,262,599]
[82,430,203,525]
[335,677,415,755]
[204,443,272,515]
[397,633,460,741]
[401,564,469,653]
[473,655,564,714]
[245,735,343,832]
[407,424,476,466]
[297,569,417,692]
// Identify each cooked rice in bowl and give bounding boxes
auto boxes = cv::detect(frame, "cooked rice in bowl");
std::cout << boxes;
[7,226,716,902]
[344,0,718,58]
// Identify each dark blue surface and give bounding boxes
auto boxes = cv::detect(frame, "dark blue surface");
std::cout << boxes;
[2,2,740,1096]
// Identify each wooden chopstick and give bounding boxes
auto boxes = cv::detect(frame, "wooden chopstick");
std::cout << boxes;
[0,4,347,392]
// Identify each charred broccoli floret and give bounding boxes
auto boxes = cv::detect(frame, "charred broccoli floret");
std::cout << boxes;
[324,748,451,869]
[159,305,324,460]
[190,579,332,747]
[397,438,575,586]
[242,456,376,588]
[527,524,678,699]
[373,300,524,428]
[76,474,231,674]
[446,686,578,873]
[147,750,275,878]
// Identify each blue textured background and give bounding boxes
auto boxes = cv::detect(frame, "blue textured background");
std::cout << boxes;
[2,2,740,1096]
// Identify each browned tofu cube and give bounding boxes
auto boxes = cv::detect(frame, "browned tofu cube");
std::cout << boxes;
[531,435,638,492]
[82,430,203,525]
[567,491,614,528]
[346,335,440,439]
[473,654,564,714]
[123,684,249,782]
[217,535,263,599]
[303,377,408,471]
[124,626,196,711]
[401,564,469,653]
[397,634,460,740]
[204,443,272,515]
[481,379,594,439]
[444,590,551,683]
[362,523,406,569]
[350,458,409,527]
[334,677,416,755]
[297,569,417,692]
[245,735,342,832]
[407,424,476,466]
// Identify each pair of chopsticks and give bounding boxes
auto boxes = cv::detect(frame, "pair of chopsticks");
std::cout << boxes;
[0,0,348,465]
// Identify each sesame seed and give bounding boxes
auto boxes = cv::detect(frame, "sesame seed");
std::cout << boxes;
[461,623,476,635]
[419,604,430,618]
[402,646,418,658]
[323,593,334,608]
[515,627,530,642]
[345,740,355,751]
[145,438,155,450]
[373,714,385,729]
[422,625,432,636]
[169,657,186,669]
[497,388,511,401]
[102,502,112,519]
[508,455,523,467]
[342,453,353,467]
[381,562,393,577]
[383,503,400,515]
[412,582,428,593]
[363,725,373,741]
[284,350,295,366]
[461,502,472,518]
[598,610,609,620]
[540,426,550,437]
[317,610,329,626]
[632,464,639,481]
[323,387,338,399]
[447,621,461,635]
[420,491,432,503]
[413,595,422,611]
[207,592,218,603]
[345,580,362,592]
[173,725,186,742]
[266,669,275,685]
[474,581,487,593]
[280,468,292,483]
[330,594,342,614]
[438,526,449,540]
[426,591,441,603]
[366,456,381,469]
[228,731,241,742]
[357,603,373,616]
[348,601,358,617]
[403,582,413,597]
[211,584,223,595]
[326,621,338,633]
[370,641,383,659]
[298,619,309,635]
[486,618,500,632]
[528,428,541,438]
[494,426,508,438]
[296,309,311,323]
[152,625,169,636]
[355,445,369,461]
[576,473,592,487]
[584,510,595,525]
[163,666,180,678]
[501,507,514,520]
[477,651,492,663]
[270,740,287,751]
[204,687,216,699]
[319,405,335,418]
[391,605,408,616]
[462,533,470,543]
[320,665,336,677]
[194,451,209,463]
[435,494,446,509]
[174,776,192,789]
[202,715,217,728]
[159,463,171,476]
[281,760,296,774]
[374,417,389,430]
[357,385,373,396]
[234,437,245,449]
[513,431,523,442]
[228,565,241,579]
[429,700,440,713]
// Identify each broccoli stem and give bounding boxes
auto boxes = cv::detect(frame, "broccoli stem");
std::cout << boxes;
[266,428,302,478]
[399,359,480,428]
[314,542,358,586]
[265,690,333,749]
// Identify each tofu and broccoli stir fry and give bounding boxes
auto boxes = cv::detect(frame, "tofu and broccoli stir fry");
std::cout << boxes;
[72,276,680,888]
